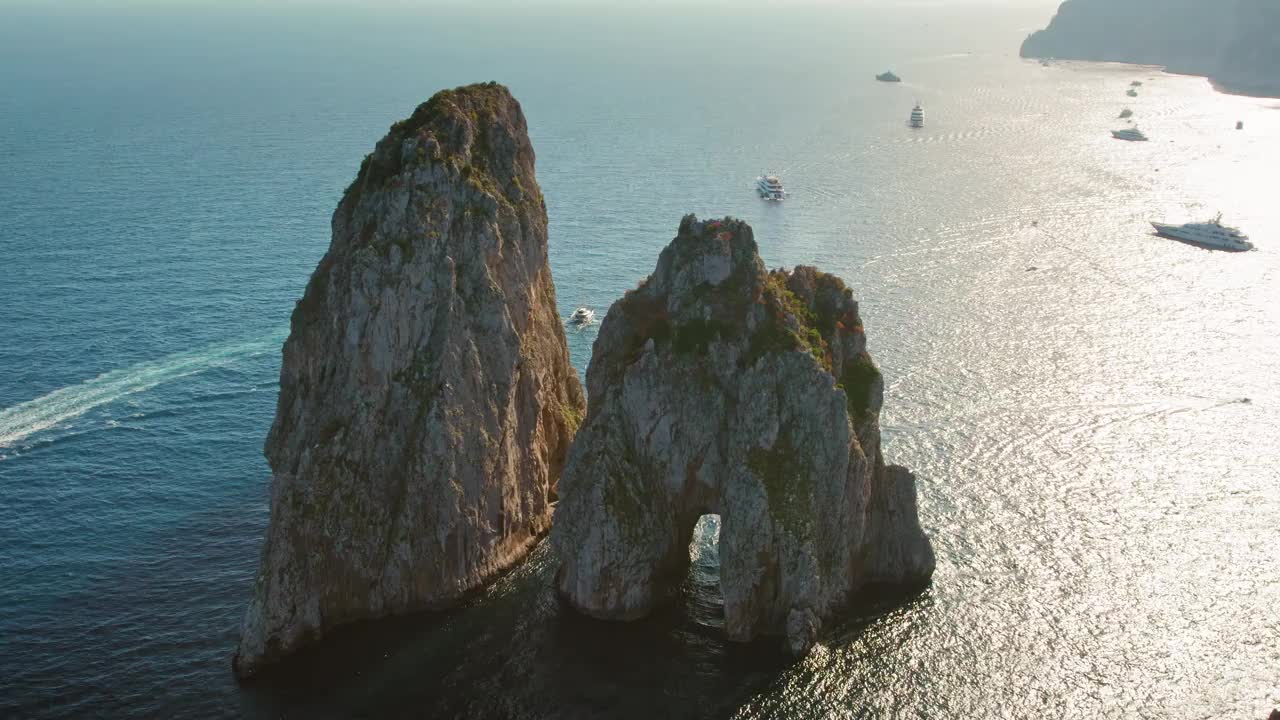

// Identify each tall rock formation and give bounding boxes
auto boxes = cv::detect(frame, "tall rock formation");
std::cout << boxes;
[1021,0,1280,98]
[551,216,934,655]
[234,83,585,678]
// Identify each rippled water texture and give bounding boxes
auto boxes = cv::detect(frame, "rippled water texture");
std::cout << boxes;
[1,2,1277,718]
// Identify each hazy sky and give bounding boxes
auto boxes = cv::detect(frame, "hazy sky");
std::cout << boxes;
[0,0,1065,56]
[1,0,1063,7]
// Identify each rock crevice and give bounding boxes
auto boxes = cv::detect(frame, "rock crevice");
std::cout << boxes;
[234,83,584,678]
[551,215,934,653]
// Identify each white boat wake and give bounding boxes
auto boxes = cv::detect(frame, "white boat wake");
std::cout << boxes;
[0,334,284,450]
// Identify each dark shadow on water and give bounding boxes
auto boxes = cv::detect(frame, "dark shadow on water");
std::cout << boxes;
[236,541,791,720]
[237,540,929,720]
[236,606,469,718]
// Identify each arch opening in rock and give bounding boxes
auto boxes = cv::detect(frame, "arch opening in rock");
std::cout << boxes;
[551,215,936,656]
[682,514,725,624]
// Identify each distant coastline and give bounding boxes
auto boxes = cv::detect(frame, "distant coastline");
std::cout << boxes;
[1020,0,1280,100]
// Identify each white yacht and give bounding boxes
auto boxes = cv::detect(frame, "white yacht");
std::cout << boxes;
[1112,127,1148,141]
[569,307,595,325]
[756,174,787,201]
[909,104,924,128]
[1151,215,1254,252]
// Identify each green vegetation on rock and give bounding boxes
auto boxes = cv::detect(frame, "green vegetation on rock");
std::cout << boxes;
[559,400,584,433]
[740,272,830,370]
[602,471,650,538]
[672,318,733,355]
[747,435,814,537]
[837,351,881,420]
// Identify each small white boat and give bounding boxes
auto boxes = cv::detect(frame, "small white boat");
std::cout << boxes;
[1111,127,1148,141]
[569,307,595,325]
[909,104,924,128]
[1151,214,1254,252]
[756,174,787,201]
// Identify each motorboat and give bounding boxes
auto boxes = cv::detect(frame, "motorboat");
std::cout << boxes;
[756,174,787,201]
[569,307,595,325]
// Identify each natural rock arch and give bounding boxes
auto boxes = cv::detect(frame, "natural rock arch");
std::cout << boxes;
[551,215,934,653]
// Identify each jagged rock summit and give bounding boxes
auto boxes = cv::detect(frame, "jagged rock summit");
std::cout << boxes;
[234,83,585,678]
[551,215,934,654]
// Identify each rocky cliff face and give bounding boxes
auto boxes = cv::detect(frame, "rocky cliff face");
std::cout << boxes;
[1021,0,1280,98]
[233,83,585,678]
[551,216,934,654]
[1214,0,1280,96]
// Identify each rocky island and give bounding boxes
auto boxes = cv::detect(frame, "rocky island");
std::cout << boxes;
[1021,0,1280,98]
[233,83,584,678]
[551,215,935,655]
[236,82,934,675]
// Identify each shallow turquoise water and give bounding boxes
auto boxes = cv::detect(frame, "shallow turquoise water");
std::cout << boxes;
[1,2,1277,718]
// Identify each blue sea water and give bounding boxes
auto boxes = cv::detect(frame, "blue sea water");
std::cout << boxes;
[1,2,1278,718]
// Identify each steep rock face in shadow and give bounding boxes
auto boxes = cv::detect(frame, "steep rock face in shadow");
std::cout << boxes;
[234,83,585,678]
[551,216,934,655]
[1021,0,1280,98]
[1021,0,1224,71]
[1214,0,1280,96]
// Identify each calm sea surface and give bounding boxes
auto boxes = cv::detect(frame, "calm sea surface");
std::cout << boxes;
[1,2,1277,718]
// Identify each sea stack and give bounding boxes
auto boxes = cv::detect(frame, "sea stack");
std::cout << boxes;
[551,216,934,655]
[233,83,585,678]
